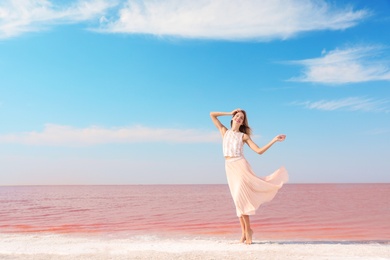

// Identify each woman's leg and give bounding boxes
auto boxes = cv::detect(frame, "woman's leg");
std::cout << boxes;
[242,215,253,244]
[239,216,246,243]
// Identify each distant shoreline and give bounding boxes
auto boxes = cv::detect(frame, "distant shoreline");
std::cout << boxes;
[1,183,389,187]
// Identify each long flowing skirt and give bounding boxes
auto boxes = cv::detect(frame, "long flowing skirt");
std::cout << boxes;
[225,157,288,217]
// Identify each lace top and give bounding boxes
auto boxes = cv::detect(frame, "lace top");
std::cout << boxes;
[223,129,244,157]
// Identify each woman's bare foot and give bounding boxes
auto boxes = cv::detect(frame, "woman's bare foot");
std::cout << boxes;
[245,229,253,245]
[240,233,246,243]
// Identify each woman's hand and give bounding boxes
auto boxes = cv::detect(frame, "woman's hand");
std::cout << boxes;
[231,108,241,115]
[274,134,286,142]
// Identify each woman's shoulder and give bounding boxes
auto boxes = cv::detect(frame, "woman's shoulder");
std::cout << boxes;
[242,133,250,141]
[221,126,229,137]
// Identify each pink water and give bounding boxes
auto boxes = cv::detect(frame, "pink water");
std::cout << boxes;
[0,184,389,242]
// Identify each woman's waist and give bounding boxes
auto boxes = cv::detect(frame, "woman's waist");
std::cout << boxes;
[223,151,244,158]
[224,156,244,162]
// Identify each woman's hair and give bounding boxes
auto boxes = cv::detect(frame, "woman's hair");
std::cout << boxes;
[230,109,252,136]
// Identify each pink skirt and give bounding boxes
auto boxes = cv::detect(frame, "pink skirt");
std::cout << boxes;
[225,157,288,217]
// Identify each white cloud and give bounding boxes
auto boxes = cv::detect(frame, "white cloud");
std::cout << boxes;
[288,45,390,84]
[0,0,115,39]
[0,124,221,146]
[0,0,370,40]
[292,97,389,113]
[99,0,369,40]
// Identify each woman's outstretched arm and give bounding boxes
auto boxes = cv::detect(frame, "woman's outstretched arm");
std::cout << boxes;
[244,134,286,155]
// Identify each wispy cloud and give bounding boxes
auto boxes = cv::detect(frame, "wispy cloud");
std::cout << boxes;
[0,0,115,39]
[291,97,389,113]
[0,124,220,146]
[288,45,390,84]
[98,0,368,40]
[0,0,370,40]
[364,128,390,135]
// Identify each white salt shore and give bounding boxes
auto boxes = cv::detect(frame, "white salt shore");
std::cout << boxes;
[0,234,389,260]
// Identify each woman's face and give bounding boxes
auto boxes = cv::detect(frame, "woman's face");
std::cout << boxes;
[233,112,245,126]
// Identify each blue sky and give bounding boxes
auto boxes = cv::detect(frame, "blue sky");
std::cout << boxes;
[0,0,389,185]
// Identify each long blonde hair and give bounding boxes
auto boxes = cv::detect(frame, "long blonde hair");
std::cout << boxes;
[231,110,252,136]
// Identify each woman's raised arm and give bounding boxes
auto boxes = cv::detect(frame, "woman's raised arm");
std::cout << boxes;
[210,110,234,137]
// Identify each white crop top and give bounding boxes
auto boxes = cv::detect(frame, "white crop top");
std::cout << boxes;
[223,129,244,157]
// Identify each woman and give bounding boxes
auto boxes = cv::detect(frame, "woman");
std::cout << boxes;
[210,109,288,244]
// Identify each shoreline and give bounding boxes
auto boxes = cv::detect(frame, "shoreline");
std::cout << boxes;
[1,234,389,260]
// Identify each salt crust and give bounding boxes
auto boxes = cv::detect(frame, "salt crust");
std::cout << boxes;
[0,234,389,260]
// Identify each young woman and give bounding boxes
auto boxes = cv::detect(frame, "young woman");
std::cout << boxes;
[210,109,288,244]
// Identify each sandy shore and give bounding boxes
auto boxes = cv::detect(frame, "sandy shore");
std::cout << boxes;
[1,234,389,260]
